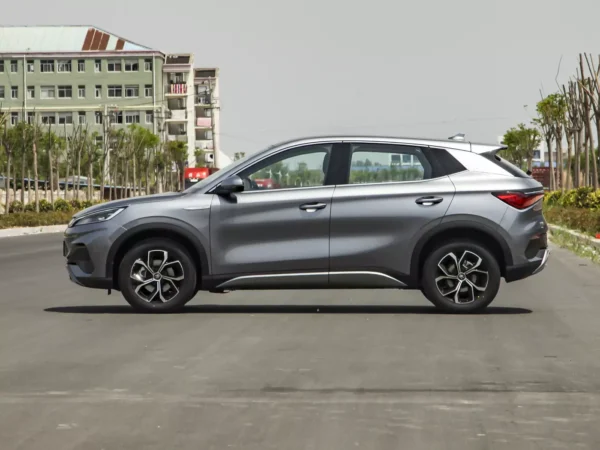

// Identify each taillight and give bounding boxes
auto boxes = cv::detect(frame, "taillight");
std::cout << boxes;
[493,192,544,209]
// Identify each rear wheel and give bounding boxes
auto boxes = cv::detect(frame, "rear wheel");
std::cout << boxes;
[118,238,197,313]
[420,240,501,313]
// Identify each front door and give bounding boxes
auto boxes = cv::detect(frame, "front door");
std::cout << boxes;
[329,142,456,284]
[210,143,336,279]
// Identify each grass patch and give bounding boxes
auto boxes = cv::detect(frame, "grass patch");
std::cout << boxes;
[543,206,600,237]
[548,228,600,265]
[0,211,76,230]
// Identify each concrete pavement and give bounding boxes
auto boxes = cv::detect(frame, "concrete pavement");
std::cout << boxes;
[1,234,600,449]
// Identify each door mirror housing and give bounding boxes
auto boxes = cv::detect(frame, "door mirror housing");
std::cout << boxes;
[215,175,244,196]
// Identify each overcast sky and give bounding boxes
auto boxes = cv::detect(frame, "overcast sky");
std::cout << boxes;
[8,0,600,155]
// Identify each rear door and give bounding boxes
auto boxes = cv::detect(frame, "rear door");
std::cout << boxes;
[329,142,456,284]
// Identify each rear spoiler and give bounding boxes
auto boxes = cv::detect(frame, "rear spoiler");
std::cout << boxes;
[469,143,508,155]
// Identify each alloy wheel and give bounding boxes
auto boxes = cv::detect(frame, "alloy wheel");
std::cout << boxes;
[435,250,489,304]
[129,250,185,303]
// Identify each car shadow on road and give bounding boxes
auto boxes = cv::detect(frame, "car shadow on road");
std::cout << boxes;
[44,305,532,315]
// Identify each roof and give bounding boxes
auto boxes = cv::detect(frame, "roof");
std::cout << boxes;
[0,25,156,53]
[267,135,505,154]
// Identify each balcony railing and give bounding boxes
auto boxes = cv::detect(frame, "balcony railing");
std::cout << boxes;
[196,117,212,128]
[166,83,187,95]
[169,110,187,121]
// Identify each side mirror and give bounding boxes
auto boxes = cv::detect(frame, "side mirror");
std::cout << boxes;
[215,175,244,196]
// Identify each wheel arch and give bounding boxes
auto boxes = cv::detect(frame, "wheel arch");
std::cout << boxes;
[410,217,513,285]
[107,218,209,291]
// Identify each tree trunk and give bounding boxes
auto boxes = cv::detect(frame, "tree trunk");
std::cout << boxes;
[48,144,54,208]
[33,139,39,213]
[594,119,600,190]
[575,128,582,188]
[585,125,590,187]
[88,148,94,202]
[65,154,71,200]
[547,138,555,190]
[132,156,137,197]
[76,146,81,202]
[556,134,564,190]
[20,152,26,204]
[123,158,128,199]
[566,132,573,190]
[4,152,11,214]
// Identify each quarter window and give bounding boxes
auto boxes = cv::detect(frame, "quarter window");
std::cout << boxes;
[237,144,332,191]
[348,144,430,184]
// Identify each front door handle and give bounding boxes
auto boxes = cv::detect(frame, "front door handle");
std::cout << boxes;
[415,196,443,206]
[299,202,327,212]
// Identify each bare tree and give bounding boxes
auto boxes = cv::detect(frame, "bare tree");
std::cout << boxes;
[581,53,600,189]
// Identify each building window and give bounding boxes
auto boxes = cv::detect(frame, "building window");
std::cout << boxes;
[78,112,86,125]
[0,86,4,99]
[11,112,19,125]
[58,112,73,125]
[78,85,86,98]
[114,111,123,124]
[11,87,18,99]
[107,85,122,98]
[145,111,153,124]
[0,61,4,72]
[124,60,139,72]
[57,60,72,72]
[125,85,139,97]
[27,86,35,99]
[125,111,140,124]
[78,60,85,72]
[58,85,72,98]
[145,59,153,71]
[95,85,101,98]
[40,86,56,99]
[107,61,122,72]
[40,60,54,72]
[10,60,18,73]
[41,113,56,125]
[95,112,103,124]
[27,112,35,124]
[145,85,153,97]
[27,60,34,72]
[95,59,101,72]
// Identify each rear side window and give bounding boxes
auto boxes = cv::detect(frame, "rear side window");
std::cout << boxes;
[482,152,530,178]
[348,144,432,184]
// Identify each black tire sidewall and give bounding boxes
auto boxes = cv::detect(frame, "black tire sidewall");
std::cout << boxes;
[118,238,197,313]
[421,240,501,313]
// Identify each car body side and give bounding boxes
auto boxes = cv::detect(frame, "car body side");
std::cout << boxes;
[63,136,547,293]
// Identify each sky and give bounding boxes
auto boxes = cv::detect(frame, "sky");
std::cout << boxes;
[7,0,600,156]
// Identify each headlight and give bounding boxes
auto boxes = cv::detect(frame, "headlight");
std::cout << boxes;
[69,208,125,227]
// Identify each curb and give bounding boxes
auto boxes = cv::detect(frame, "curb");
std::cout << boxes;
[548,224,600,250]
[0,224,67,239]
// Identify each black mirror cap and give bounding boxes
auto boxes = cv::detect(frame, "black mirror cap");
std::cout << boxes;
[215,175,244,196]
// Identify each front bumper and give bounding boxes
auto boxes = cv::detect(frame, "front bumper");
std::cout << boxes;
[505,248,549,282]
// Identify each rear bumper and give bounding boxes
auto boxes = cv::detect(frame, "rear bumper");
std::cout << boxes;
[504,248,549,282]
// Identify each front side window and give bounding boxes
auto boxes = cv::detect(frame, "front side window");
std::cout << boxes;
[237,144,332,191]
[348,144,430,184]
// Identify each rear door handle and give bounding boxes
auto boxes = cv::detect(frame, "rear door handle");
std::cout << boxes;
[415,196,443,206]
[299,202,327,212]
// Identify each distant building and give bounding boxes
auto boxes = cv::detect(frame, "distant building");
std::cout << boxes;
[0,25,225,168]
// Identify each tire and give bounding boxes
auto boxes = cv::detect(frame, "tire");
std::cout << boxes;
[118,238,197,313]
[420,240,501,314]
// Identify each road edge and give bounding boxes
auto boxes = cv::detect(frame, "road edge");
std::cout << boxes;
[0,224,67,239]
[548,224,600,250]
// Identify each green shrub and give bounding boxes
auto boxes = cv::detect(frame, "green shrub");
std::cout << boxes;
[24,203,36,212]
[39,199,53,212]
[544,206,600,236]
[70,199,83,210]
[82,200,94,209]
[54,198,73,212]
[0,211,75,229]
[544,187,600,210]
[9,201,24,213]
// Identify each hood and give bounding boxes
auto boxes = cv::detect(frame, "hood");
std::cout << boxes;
[72,192,185,219]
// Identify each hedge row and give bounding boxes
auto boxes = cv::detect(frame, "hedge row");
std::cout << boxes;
[544,187,600,210]
[0,211,77,230]
[7,199,101,214]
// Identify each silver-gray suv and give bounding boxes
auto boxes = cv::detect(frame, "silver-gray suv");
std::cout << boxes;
[63,135,549,313]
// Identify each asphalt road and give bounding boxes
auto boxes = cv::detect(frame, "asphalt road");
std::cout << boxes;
[1,233,600,449]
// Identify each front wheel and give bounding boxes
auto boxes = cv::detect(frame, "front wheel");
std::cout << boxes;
[420,240,501,314]
[118,238,197,313]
